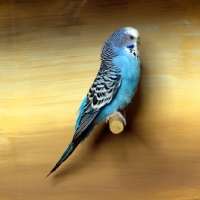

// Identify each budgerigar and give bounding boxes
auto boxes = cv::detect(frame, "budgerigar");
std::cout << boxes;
[46,27,140,177]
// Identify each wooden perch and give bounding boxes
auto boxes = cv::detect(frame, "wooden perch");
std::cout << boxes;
[107,112,126,134]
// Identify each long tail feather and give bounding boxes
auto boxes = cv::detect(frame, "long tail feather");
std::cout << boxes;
[46,124,94,178]
[46,141,79,178]
[46,110,98,178]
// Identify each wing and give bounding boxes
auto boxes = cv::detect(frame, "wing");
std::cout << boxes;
[73,61,122,141]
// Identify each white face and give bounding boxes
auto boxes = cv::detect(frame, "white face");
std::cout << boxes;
[125,27,140,58]
[126,27,140,39]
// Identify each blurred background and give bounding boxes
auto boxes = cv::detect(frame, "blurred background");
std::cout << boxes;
[1,0,200,199]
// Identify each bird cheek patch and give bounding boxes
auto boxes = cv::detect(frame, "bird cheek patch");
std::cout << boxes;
[127,44,134,49]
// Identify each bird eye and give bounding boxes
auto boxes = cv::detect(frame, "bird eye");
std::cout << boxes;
[130,35,134,40]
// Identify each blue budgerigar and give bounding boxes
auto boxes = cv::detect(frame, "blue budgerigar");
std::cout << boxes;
[46,27,140,177]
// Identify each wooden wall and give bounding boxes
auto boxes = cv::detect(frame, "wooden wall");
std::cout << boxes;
[1,0,200,199]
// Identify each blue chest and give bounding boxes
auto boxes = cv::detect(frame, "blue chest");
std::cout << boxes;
[114,55,140,109]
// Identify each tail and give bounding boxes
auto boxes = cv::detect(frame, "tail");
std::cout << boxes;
[46,141,80,178]
[46,124,95,178]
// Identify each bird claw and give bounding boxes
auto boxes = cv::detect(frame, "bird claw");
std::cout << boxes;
[106,111,126,126]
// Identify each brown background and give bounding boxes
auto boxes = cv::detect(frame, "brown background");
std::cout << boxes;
[1,0,200,199]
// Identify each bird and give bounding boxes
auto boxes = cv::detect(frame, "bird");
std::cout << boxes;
[46,27,140,177]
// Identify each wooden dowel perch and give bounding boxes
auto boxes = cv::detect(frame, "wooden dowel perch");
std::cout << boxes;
[106,111,126,134]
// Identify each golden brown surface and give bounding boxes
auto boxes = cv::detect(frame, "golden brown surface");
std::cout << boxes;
[1,0,200,199]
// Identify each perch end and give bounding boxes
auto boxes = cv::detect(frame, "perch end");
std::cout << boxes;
[106,112,126,134]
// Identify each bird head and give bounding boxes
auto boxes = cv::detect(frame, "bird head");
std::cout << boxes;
[116,27,140,57]
[101,27,140,60]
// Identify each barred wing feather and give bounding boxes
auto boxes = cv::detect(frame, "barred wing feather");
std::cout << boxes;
[73,62,121,141]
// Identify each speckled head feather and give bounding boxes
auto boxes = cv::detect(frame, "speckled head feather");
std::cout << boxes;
[101,27,140,60]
